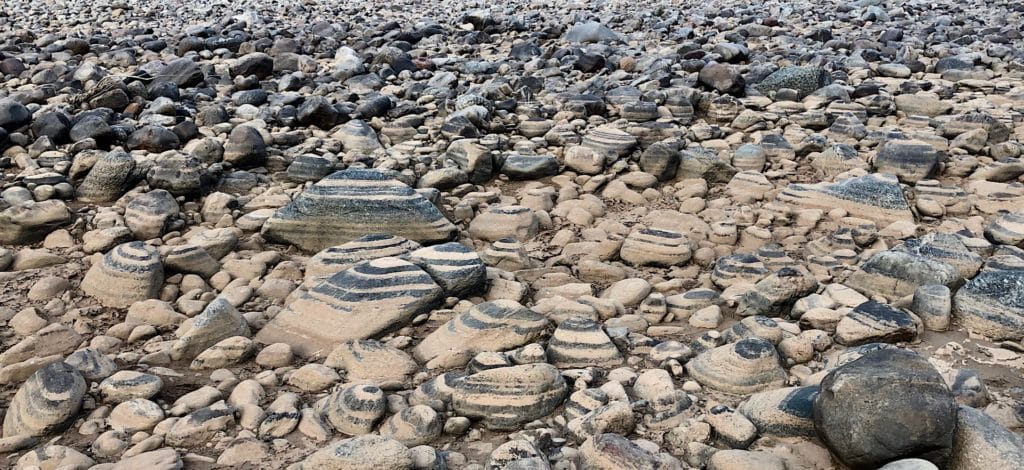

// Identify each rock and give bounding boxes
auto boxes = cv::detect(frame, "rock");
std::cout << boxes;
[191,336,255,369]
[15,445,94,470]
[547,316,622,368]
[332,120,381,152]
[146,154,216,196]
[486,440,550,469]
[619,228,693,267]
[110,448,181,470]
[873,140,940,183]
[304,234,421,285]
[324,340,418,389]
[737,386,818,437]
[705,408,758,448]
[165,402,236,447]
[699,63,745,95]
[755,66,832,98]
[76,150,135,203]
[256,257,442,357]
[685,338,786,394]
[736,267,819,317]
[64,348,118,381]
[108,398,164,432]
[565,22,620,43]
[126,125,179,152]
[380,405,443,446]
[217,438,270,466]
[948,405,1024,470]
[846,250,961,300]
[812,144,869,177]
[582,126,637,158]
[580,433,679,470]
[501,154,560,179]
[777,173,913,226]
[408,242,487,297]
[707,450,786,470]
[911,284,952,331]
[0,99,31,130]
[3,362,86,437]
[231,52,274,78]
[81,242,164,308]
[223,125,266,168]
[564,146,606,175]
[985,211,1024,247]
[0,201,73,245]
[953,269,1024,340]
[569,401,637,442]
[414,300,549,368]
[262,169,457,252]
[297,435,413,470]
[320,383,386,435]
[814,349,957,469]
[639,143,681,181]
[451,363,567,430]
[468,205,539,242]
[835,300,918,346]
[125,189,179,240]
[677,147,738,184]
[0,323,82,366]
[98,370,163,402]
[170,297,250,360]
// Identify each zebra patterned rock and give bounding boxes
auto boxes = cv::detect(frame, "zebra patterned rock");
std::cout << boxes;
[953,269,1024,341]
[414,300,549,369]
[547,316,623,368]
[619,228,693,267]
[564,388,610,422]
[304,234,421,286]
[677,147,738,184]
[0,200,73,245]
[409,372,464,411]
[755,66,832,98]
[736,267,819,317]
[737,386,818,438]
[324,340,418,389]
[319,383,386,435]
[731,144,767,172]
[468,205,539,242]
[125,189,179,240]
[3,362,86,437]
[644,391,693,431]
[408,242,486,298]
[81,242,164,308]
[451,363,568,430]
[873,139,940,183]
[915,180,971,216]
[332,120,381,153]
[685,338,787,395]
[722,316,785,345]
[711,253,771,288]
[76,149,135,203]
[146,153,216,197]
[256,257,443,357]
[666,289,721,321]
[379,405,443,447]
[582,125,637,158]
[486,440,551,470]
[162,245,220,278]
[846,250,961,300]
[261,169,457,252]
[836,300,918,346]
[777,173,914,226]
[985,211,1024,247]
[170,297,250,360]
[897,233,983,278]
[481,238,535,271]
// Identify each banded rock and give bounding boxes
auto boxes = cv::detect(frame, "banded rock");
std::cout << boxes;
[685,338,787,395]
[414,300,548,369]
[324,340,418,389]
[451,363,568,430]
[546,316,623,368]
[953,269,1024,341]
[3,362,86,437]
[261,169,456,252]
[81,242,164,308]
[304,234,421,286]
[319,383,386,435]
[408,242,486,298]
[619,228,693,267]
[777,173,913,226]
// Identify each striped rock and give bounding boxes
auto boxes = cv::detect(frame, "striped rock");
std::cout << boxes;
[711,253,771,288]
[81,242,164,308]
[466,351,514,375]
[677,146,738,184]
[379,405,443,447]
[619,228,693,267]
[873,139,940,183]
[777,173,913,226]
[897,233,983,278]
[731,144,767,172]
[256,257,443,357]
[582,125,637,158]
[332,119,381,153]
[125,189,179,240]
[191,228,239,260]
[666,289,721,322]
[261,169,457,252]
[835,300,918,346]
[75,149,135,203]
[297,435,413,470]
[985,211,1024,247]
[324,340,418,389]
[451,363,568,430]
[408,242,486,297]
[320,383,386,435]
[486,440,550,470]
[811,144,867,178]
[564,388,609,422]
[722,316,785,345]
[756,244,798,271]
[579,433,671,470]
[621,101,659,121]
[737,386,818,438]
[846,250,961,300]
[984,246,1024,272]
[304,234,421,286]
[727,171,773,202]
[408,372,464,411]
[664,91,694,121]
[481,238,535,271]
[414,300,548,369]
[546,316,623,368]
[685,338,787,395]
[170,297,250,361]
[3,362,86,437]
[0,200,73,245]
[736,267,819,317]
[467,205,539,242]
[287,155,334,183]
[567,401,636,442]
[941,112,1010,143]
[162,245,220,277]
[953,269,1024,341]
[644,390,693,431]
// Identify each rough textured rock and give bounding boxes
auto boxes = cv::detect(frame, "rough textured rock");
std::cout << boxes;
[297,435,413,470]
[685,338,786,394]
[777,173,913,226]
[953,269,1024,340]
[0,201,73,245]
[170,297,250,360]
[451,363,568,430]
[261,169,457,252]
[414,300,549,368]
[81,241,164,308]
[3,362,86,437]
